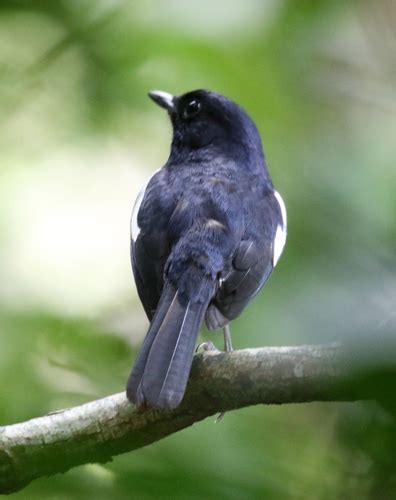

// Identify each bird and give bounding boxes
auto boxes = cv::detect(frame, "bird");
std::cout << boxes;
[126,89,287,410]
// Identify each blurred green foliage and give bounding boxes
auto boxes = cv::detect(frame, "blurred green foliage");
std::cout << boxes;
[1,0,395,498]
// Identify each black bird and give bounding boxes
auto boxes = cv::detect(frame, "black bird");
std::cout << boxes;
[127,89,287,410]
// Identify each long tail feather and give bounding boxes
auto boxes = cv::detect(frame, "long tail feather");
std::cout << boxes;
[126,282,211,409]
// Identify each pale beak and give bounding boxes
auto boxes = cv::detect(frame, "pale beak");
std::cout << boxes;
[148,90,175,111]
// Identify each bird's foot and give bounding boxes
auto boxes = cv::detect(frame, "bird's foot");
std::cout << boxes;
[195,341,220,353]
[197,330,232,422]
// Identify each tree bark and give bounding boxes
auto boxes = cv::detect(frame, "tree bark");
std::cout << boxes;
[0,344,376,493]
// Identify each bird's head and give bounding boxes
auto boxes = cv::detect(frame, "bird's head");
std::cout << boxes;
[148,89,265,168]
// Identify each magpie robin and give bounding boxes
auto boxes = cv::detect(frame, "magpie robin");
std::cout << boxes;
[127,89,287,409]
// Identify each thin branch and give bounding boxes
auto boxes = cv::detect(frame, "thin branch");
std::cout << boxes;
[0,344,374,493]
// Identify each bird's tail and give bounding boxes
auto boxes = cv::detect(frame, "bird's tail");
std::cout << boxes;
[126,281,212,409]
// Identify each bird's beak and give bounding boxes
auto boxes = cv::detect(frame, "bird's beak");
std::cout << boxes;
[148,90,175,112]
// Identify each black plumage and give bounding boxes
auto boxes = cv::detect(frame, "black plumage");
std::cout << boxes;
[127,89,287,409]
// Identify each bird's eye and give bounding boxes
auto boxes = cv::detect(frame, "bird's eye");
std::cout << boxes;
[183,99,201,119]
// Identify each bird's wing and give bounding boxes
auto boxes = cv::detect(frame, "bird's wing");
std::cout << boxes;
[206,189,286,329]
[130,169,175,320]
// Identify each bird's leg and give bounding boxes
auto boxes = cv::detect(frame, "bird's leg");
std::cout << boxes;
[223,324,233,352]
[216,324,233,423]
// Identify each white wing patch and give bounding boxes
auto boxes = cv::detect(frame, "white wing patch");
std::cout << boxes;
[272,190,287,267]
[130,169,160,242]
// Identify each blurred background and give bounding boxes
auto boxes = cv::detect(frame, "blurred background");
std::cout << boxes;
[1,0,395,498]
